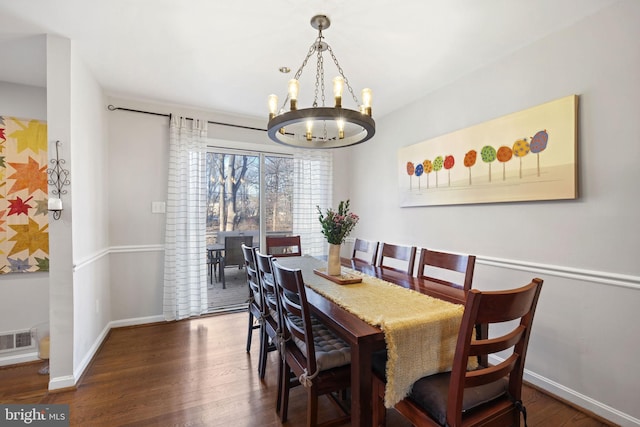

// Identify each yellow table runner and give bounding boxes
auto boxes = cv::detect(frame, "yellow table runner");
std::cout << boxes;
[277,256,465,407]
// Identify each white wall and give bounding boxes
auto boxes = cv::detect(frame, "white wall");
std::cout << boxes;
[69,40,111,382]
[46,34,75,389]
[0,81,49,365]
[0,81,46,119]
[340,1,639,425]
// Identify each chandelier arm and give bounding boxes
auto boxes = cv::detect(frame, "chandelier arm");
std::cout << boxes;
[327,45,360,105]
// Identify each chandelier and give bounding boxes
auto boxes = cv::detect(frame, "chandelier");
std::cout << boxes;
[267,15,375,149]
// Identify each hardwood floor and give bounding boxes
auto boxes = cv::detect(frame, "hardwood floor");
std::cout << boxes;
[1,312,616,426]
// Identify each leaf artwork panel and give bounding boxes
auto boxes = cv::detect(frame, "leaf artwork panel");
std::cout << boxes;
[0,116,49,273]
[398,95,577,207]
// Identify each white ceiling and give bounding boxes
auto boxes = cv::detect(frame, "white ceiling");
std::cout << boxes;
[0,0,616,120]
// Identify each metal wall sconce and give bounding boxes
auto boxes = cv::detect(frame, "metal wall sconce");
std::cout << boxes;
[47,140,70,220]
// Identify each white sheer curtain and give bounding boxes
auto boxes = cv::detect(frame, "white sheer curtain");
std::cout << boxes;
[292,149,333,257]
[163,116,208,321]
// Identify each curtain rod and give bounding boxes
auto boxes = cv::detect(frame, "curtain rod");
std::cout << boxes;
[106,105,267,133]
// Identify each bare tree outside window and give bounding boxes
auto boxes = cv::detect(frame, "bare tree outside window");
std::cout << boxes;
[264,156,293,234]
[206,151,293,245]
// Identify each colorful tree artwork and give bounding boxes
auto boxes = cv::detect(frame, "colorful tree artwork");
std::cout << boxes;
[496,146,513,180]
[0,116,49,274]
[398,95,577,207]
[530,129,549,177]
[463,149,477,185]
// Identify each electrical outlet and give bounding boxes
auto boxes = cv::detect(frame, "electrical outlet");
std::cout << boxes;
[96,299,100,314]
[151,201,166,214]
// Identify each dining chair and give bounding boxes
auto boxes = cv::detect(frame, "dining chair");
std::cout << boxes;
[351,238,379,265]
[220,235,253,288]
[416,249,476,291]
[372,278,544,427]
[254,250,280,382]
[241,244,266,376]
[266,235,302,257]
[271,259,352,427]
[378,242,417,275]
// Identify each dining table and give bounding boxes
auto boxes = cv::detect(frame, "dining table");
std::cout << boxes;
[275,255,470,427]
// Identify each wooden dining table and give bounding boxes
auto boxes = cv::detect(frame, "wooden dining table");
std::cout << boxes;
[275,256,468,427]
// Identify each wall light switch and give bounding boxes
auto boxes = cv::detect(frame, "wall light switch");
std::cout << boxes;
[152,201,166,214]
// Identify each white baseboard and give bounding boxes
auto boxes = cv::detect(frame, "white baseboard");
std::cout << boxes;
[0,351,39,367]
[109,314,165,329]
[488,355,639,426]
[48,374,76,390]
[73,322,111,383]
[524,370,639,427]
[50,315,165,391]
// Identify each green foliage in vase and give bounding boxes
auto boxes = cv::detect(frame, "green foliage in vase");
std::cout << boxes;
[317,200,360,245]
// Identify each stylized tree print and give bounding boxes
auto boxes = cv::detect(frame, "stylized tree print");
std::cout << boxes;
[496,146,513,180]
[406,161,415,190]
[444,155,455,187]
[512,138,530,178]
[433,156,444,187]
[422,160,433,189]
[530,129,548,177]
[463,149,477,185]
[480,146,497,182]
[415,163,424,189]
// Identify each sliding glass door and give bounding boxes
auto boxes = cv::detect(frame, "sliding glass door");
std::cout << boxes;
[206,149,292,311]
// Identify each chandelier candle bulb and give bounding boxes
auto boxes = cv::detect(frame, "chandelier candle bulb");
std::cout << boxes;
[306,120,313,141]
[288,79,299,110]
[333,76,344,108]
[362,88,373,116]
[337,119,345,139]
[268,94,278,119]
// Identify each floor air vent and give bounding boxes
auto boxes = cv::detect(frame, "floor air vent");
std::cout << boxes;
[0,330,34,353]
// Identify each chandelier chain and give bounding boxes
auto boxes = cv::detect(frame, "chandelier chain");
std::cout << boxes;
[280,41,318,112]
[317,47,329,140]
[314,47,321,108]
[327,45,360,105]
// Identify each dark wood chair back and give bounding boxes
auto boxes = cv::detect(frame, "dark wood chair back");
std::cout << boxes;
[271,260,315,369]
[378,242,417,275]
[352,238,379,265]
[416,249,476,291]
[252,249,281,381]
[388,278,544,427]
[241,244,261,310]
[266,235,302,257]
[240,244,263,358]
[271,260,351,426]
[255,250,277,323]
